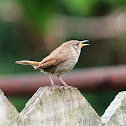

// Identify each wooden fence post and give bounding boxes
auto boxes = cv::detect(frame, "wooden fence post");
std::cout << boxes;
[0,89,22,126]
[20,87,102,126]
[1,86,126,125]
[101,91,126,126]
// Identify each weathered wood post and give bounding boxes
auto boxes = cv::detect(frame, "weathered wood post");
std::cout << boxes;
[1,86,126,126]
[0,89,22,126]
[20,87,102,126]
[101,91,126,126]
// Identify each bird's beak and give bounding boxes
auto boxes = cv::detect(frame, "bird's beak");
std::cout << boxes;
[80,40,89,47]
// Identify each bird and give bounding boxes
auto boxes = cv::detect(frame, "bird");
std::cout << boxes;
[16,40,89,88]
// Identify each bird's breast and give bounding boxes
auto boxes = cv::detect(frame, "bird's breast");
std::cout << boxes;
[52,51,79,76]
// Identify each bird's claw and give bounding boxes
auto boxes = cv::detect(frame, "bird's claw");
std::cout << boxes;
[50,84,75,91]
[51,85,62,91]
[63,85,74,91]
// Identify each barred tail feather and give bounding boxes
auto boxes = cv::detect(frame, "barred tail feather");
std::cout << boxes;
[15,60,40,68]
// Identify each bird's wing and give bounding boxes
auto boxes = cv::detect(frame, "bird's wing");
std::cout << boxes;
[35,48,69,69]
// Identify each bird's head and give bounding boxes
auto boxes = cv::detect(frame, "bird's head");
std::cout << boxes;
[66,40,89,49]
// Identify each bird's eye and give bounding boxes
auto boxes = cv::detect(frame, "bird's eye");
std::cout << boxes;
[77,43,79,46]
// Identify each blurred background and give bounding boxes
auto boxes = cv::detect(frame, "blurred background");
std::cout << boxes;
[0,0,126,116]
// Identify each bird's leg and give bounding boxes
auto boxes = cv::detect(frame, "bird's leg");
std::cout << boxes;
[49,74,61,90]
[58,76,73,89]
[49,74,56,87]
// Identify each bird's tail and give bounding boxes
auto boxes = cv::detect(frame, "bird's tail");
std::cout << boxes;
[15,60,40,69]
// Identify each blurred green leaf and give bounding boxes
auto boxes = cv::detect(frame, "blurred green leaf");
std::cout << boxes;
[62,0,97,16]
[19,0,58,30]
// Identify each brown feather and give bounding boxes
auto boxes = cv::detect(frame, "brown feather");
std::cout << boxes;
[15,60,40,66]
[35,52,69,69]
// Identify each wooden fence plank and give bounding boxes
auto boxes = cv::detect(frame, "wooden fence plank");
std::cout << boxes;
[20,87,102,126]
[2,86,126,126]
[101,91,126,126]
[0,89,22,126]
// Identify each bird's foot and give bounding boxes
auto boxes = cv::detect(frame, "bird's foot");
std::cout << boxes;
[57,76,74,91]
[51,85,62,91]
[63,85,74,91]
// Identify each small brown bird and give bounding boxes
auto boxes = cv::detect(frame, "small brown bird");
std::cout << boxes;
[16,40,89,87]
